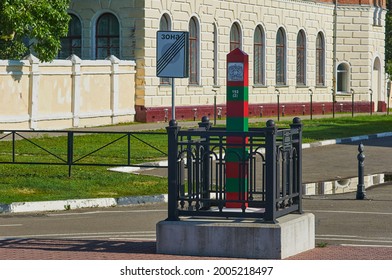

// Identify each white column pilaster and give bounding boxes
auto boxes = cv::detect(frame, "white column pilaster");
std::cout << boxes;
[27,54,40,130]
[70,55,82,127]
[109,55,120,124]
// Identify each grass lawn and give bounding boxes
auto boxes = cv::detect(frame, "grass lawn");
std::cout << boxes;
[0,165,167,204]
[298,115,392,143]
[1,114,391,204]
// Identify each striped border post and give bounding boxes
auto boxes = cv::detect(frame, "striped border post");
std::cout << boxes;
[226,48,249,208]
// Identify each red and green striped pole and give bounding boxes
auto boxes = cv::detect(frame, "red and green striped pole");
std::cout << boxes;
[226,48,249,208]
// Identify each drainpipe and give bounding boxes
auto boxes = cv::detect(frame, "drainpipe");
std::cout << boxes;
[332,0,338,118]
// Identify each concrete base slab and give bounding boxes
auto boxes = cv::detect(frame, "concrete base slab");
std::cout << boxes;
[156,213,315,259]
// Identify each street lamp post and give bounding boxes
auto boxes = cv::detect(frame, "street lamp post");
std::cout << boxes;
[309,88,313,120]
[275,88,281,121]
[332,88,335,118]
[387,81,391,116]
[351,88,355,117]
[213,88,218,125]
[369,88,373,115]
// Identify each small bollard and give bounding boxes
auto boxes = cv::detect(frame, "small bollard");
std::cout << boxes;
[259,106,263,118]
[193,108,198,121]
[356,143,366,200]
[217,107,222,119]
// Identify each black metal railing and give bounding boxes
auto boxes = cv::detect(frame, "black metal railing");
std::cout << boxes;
[166,117,303,223]
[0,130,167,176]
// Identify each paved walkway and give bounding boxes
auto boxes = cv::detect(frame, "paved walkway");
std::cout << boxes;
[1,115,392,260]
[2,237,392,260]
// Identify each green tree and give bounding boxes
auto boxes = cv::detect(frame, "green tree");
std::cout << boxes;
[0,0,70,62]
[386,0,392,75]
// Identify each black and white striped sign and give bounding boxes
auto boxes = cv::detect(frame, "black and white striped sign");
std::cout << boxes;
[156,31,189,78]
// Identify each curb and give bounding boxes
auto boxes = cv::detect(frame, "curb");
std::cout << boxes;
[301,131,392,149]
[108,160,169,173]
[1,132,391,214]
[0,194,168,214]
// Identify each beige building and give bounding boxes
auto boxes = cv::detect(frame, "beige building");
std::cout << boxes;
[1,0,387,128]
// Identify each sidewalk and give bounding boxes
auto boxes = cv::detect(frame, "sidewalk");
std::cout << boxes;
[1,115,392,260]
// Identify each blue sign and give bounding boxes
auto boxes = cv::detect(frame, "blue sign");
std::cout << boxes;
[156,31,189,78]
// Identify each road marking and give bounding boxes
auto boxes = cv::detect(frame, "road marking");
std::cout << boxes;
[316,234,392,244]
[0,231,156,240]
[307,209,392,215]
[341,244,392,248]
[47,209,166,216]
[0,224,23,227]
[67,234,156,241]
[317,234,359,238]
[316,237,392,244]
[109,237,156,241]
[47,209,167,217]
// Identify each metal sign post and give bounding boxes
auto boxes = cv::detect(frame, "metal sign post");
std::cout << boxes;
[156,31,189,120]
[171,78,175,120]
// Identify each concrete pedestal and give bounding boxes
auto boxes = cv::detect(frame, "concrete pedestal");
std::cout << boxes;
[156,213,315,259]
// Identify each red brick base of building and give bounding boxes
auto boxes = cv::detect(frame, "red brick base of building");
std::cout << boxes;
[135,101,386,123]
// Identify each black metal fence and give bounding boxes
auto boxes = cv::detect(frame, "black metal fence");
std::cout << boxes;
[166,117,303,223]
[0,130,167,176]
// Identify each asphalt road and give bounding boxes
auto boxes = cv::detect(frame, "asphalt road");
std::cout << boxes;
[1,183,392,248]
[302,136,392,183]
[0,203,167,241]
[1,136,392,250]
[303,183,392,247]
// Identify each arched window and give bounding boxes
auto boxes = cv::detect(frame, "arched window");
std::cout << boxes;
[159,14,171,85]
[96,13,119,59]
[337,63,350,93]
[189,17,199,85]
[58,14,81,58]
[373,0,382,26]
[296,30,306,85]
[230,22,241,51]
[276,28,286,85]
[160,13,170,31]
[254,25,265,85]
[316,32,325,86]
[377,0,383,26]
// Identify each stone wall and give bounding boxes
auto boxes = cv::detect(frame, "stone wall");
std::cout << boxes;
[0,55,136,130]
